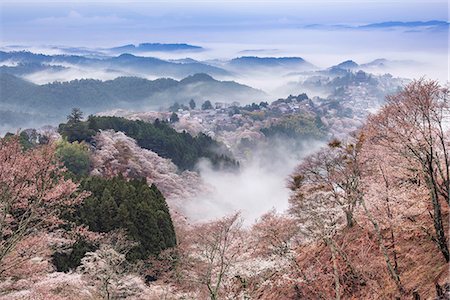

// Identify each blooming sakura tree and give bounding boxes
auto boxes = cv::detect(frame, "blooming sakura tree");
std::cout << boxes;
[251,210,300,258]
[366,79,450,262]
[249,210,312,298]
[77,230,143,299]
[290,138,363,230]
[359,122,434,294]
[289,173,345,300]
[78,245,127,300]
[0,137,85,273]
[179,213,244,300]
[289,134,405,297]
[0,233,51,279]
[345,135,407,294]
[289,141,364,299]
[90,130,205,204]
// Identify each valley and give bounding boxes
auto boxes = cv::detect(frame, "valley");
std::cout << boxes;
[0,2,448,298]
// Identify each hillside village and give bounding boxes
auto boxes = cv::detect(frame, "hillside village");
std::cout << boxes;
[103,70,405,154]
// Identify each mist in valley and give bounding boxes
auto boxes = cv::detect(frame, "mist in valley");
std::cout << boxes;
[183,138,325,224]
[0,0,448,224]
[1,1,449,298]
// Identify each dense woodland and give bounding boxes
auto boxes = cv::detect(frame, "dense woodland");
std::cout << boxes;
[260,113,326,141]
[74,176,176,261]
[0,80,449,299]
[59,114,239,171]
[0,71,264,121]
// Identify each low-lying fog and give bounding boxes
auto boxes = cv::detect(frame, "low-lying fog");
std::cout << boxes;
[4,24,447,89]
[184,140,324,225]
[1,0,447,224]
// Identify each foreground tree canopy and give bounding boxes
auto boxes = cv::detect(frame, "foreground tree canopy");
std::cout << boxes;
[0,137,84,273]
[1,79,448,300]
[73,176,176,261]
[288,79,449,299]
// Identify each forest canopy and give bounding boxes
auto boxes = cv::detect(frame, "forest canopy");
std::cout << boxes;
[69,176,177,262]
[59,114,239,171]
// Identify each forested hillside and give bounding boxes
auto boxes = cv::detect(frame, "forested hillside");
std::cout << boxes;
[0,72,266,131]
[59,114,239,171]
[75,176,176,261]
[0,80,448,299]
[0,51,228,78]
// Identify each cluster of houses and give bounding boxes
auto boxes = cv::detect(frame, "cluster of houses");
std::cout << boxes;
[106,70,405,152]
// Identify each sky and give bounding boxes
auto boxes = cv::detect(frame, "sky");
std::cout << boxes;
[0,0,448,80]
[0,0,447,46]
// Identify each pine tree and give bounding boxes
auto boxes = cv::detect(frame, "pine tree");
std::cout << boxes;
[189,99,196,110]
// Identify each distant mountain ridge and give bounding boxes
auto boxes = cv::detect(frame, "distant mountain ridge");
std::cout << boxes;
[329,58,419,72]
[299,20,448,31]
[0,72,266,120]
[228,56,316,71]
[108,43,203,53]
[0,50,324,83]
[360,20,449,29]
[0,51,229,79]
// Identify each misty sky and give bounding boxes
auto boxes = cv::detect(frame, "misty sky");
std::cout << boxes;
[0,1,447,45]
[0,1,448,80]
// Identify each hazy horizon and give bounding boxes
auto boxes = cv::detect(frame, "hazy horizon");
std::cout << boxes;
[1,1,448,83]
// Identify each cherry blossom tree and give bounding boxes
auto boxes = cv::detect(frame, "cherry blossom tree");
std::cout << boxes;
[77,230,141,300]
[366,79,450,262]
[78,245,127,300]
[289,174,345,300]
[178,213,244,300]
[289,135,394,297]
[290,138,362,230]
[250,210,315,298]
[0,137,85,273]
[359,125,432,294]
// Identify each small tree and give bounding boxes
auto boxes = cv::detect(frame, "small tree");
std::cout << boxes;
[79,245,126,300]
[189,99,196,110]
[67,108,84,124]
[170,112,180,123]
[202,100,213,110]
[183,213,243,300]
[78,231,139,300]
[59,109,95,143]
[290,139,360,229]
[251,210,315,296]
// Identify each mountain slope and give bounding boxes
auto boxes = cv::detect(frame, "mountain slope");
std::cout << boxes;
[228,56,316,71]
[0,51,230,79]
[0,72,266,119]
[360,20,449,29]
[109,43,203,53]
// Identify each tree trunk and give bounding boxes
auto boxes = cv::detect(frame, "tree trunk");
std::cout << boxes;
[360,197,404,293]
[345,210,354,228]
[293,284,303,300]
[207,283,217,300]
[425,173,449,262]
[329,238,362,284]
[380,166,400,275]
[435,283,444,299]
[326,238,341,300]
